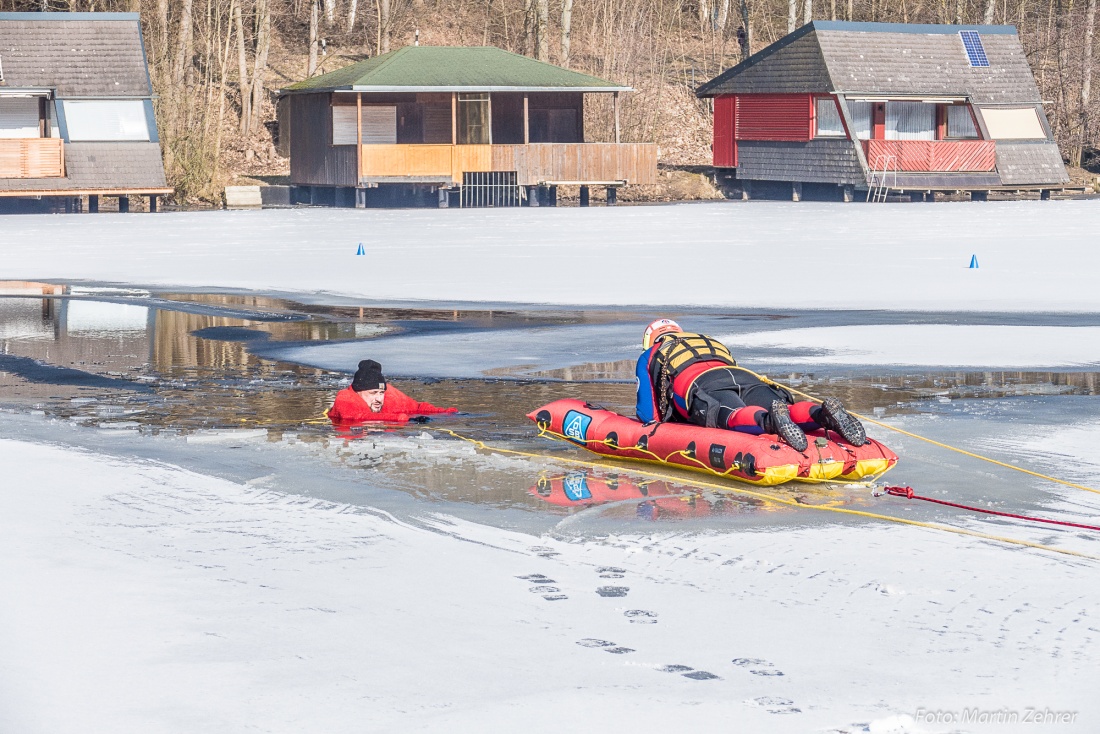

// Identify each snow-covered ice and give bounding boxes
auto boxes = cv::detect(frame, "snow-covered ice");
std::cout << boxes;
[3,201,1100,732]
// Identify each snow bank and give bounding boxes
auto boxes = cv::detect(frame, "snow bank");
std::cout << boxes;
[2,437,1098,733]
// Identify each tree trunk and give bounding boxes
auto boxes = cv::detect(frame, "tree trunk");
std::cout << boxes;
[248,0,271,137]
[955,0,964,25]
[1083,0,1097,166]
[804,0,812,24]
[740,0,752,58]
[235,0,252,134]
[523,0,534,56]
[699,0,711,31]
[309,0,319,75]
[382,0,391,53]
[983,0,996,23]
[830,0,836,20]
[536,0,549,62]
[788,0,797,32]
[156,0,169,68]
[173,0,195,88]
[324,0,335,26]
[560,0,573,66]
[346,0,359,32]
[716,0,731,31]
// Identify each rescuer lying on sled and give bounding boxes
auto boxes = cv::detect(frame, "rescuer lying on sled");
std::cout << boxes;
[635,319,866,452]
[328,359,457,424]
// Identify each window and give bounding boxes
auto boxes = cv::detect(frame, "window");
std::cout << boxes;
[332,105,397,145]
[945,105,978,138]
[959,31,990,67]
[63,100,149,141]
[0,96,41,138]
[458,93,490,145]
[846,100,872,140]
[978,107,1046,139]
[885,101,935,140]
[814,97,846,137]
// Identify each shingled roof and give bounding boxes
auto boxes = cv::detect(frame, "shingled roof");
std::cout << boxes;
[0,12,152,97]
[697,21,1040,104]
[282,46,631,94]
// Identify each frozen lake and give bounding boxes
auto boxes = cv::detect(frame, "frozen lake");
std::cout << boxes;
[2,203,1099,733]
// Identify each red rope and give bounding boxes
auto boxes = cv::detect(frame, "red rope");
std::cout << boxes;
[883,486,1100,532]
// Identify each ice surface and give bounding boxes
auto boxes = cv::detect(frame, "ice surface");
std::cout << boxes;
[4,201,1100,311]
[4,202,1100,731]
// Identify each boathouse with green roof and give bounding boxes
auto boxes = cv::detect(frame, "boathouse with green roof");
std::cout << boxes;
[276,46,657,206]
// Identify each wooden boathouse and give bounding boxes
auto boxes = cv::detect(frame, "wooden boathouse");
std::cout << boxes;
[0,12,170,213]
[276,46,657,207]
[696,22,1069,201]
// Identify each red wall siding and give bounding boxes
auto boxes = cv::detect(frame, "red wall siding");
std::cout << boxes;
[713,95,737,167]
[735,94,813,141]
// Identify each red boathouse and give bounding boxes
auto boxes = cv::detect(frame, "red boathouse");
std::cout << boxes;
[697,21,1069,201]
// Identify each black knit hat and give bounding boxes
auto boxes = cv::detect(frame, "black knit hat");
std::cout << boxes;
[351,359,387,392]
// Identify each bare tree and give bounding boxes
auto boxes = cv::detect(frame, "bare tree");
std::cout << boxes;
[561,0,573,67]
[523,0,534,56]
[804,0,812,24]
[248,0,271,136]
[173,0,196,87]
[376,0,392,54]
[235,0,251,132]
[788,0,796,32]
[346,0,359,32]
[323,0,335,26]
[983,0,996,24]
[308,0,319,75]
[536,0,549,61]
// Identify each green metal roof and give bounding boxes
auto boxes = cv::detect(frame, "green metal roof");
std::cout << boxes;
[282,46,630,93]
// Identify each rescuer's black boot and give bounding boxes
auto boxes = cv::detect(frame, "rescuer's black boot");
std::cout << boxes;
[768,400,808,452]
[819,397,867,446]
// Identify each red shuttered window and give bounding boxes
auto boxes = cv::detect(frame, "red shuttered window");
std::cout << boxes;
[735,94,813,141]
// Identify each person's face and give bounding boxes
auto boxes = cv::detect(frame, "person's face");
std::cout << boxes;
[357,387,386,412]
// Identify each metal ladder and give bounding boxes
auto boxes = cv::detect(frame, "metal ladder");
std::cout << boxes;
[866,154,898,203]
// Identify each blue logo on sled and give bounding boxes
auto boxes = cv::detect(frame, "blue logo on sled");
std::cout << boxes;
[562,471,592,501]
[562,410,592,445]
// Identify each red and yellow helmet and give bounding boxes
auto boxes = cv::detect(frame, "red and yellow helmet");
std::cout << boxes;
[642,318,683,349]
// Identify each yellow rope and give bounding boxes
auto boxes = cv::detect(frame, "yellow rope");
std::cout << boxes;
[434,427,1099,561]
[735,367,1100,496]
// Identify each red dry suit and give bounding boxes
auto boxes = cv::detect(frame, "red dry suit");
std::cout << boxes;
[327,385,457,424]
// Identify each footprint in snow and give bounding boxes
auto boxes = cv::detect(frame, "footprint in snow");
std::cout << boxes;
[624,609,658,624]
[748,696,801,715]
[657,664,720,680]
[732,657,785,676]
[576,638,634,654]
[528,545,560,558]
[598,566,627,579]
[517,573,568,601]
[597,586,629,598]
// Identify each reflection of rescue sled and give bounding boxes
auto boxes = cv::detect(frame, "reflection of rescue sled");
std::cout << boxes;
[531,471,767,519]
[528,398,897,486]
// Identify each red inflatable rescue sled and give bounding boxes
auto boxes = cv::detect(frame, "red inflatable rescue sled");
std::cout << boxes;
[527,399,897,486]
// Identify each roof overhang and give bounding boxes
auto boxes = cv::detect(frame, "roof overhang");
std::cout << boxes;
[281,85,632,95]
[842,94,969,103]
[0,88,53,97]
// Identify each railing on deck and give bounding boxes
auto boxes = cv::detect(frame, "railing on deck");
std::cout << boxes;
[863,140,996,173]
[0,138,65,179]
[359,142,658,186]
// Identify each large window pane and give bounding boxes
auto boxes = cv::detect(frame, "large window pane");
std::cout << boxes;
[815,97,845,137]
[0,97,41,138]
[946,105,978,138]
[64,100,149,141]
[846,101,872,140]
[978,107,1046,139]
[885,101,935,140]
[458,93,489,145]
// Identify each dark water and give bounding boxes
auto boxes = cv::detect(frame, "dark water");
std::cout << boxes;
[2,285,1098,528]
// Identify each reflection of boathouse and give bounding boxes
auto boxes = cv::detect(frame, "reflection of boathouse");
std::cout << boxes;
[0,12,171,213]
[696,22,1070,201]
[276,46,657,207]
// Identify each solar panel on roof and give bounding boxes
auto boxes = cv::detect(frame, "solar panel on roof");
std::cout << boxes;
[959,30,990,67]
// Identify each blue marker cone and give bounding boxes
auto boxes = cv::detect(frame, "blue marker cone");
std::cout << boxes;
[356,242,365,256]
[969,254,979,269]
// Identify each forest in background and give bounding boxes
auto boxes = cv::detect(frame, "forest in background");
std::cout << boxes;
[5,0,1098,201]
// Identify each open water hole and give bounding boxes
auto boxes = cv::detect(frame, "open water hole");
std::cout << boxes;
[1,284,1098,534]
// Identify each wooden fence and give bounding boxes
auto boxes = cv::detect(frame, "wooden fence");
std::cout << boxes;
[360,143,657,186]
[0,138,65,179]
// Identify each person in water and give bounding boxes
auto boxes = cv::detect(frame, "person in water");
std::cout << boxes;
[328,359,457,423]
[635,319,866,452]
